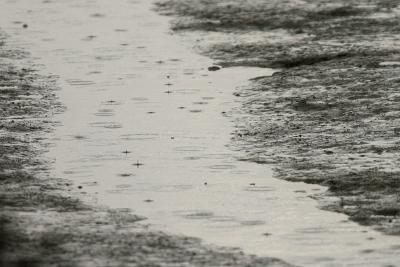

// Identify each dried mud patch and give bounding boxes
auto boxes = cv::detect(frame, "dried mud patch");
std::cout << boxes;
[155,0,400,68]
[156,0,400,234]
[234,57,400,234]
[155,0,399,32]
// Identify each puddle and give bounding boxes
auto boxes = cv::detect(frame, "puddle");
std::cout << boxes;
[1,0,400,266]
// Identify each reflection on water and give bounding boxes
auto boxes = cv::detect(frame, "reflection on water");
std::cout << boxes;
[1,0,400,266]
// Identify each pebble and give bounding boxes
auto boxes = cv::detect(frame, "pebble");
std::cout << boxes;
[208,66,220,71]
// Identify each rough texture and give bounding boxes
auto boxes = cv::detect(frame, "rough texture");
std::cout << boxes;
[155,0,400,234]
[0,31,293,267]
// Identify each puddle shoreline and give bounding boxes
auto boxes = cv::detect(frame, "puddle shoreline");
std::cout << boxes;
[155,0,400,236]
[0,5,292,267]
[154,0,400,266]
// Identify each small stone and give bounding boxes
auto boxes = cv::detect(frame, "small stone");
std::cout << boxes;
[208,65,220,71]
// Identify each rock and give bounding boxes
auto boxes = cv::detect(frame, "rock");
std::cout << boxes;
[208,65,221,71]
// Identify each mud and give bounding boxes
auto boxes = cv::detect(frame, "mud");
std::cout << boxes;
[155,0,400,234]
[0,30,294,266]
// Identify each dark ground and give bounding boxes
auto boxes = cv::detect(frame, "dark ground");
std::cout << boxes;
[0,29,293,267]
[155,0,400,234]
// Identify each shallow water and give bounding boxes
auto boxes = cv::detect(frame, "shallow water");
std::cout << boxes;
[1,0,400,266]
